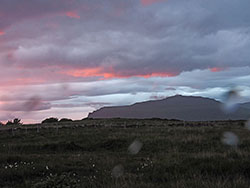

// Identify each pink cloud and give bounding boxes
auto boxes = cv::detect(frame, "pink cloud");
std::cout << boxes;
[141,0,165,6]
[209,67,227,72]
[66,11,80,19]
[0,30,5,36]
[1,77,46,86]
[46,23,60,30]
[62,67,178,79]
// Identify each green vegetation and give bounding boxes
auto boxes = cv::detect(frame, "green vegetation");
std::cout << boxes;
[0,119,249,187]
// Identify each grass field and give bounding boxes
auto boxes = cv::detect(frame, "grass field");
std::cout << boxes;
[0,119,250,187]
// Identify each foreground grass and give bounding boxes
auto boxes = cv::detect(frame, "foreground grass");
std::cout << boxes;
[0,119,250,187]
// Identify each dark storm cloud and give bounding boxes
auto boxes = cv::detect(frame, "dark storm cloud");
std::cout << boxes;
[0,100,51,112]
[0,0,72,29]
[1,0,249,78]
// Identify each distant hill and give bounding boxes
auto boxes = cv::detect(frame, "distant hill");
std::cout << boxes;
[240,102,250,109]
[88,95,250,121]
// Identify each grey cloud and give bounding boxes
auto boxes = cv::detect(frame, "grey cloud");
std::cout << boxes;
[53,102,112,108]
[7,29,250,78]
[0,0,71,29]
[8,28,250,76]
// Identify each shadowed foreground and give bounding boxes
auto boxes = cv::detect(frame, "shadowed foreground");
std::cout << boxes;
[0,119,250,187]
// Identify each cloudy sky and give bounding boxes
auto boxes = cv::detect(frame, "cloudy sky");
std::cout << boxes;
[0,0,250,123]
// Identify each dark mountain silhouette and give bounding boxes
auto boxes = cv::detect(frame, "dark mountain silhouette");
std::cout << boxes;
[88,95,250,121]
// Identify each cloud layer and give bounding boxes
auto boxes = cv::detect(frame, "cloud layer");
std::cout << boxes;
[1,0,250,123]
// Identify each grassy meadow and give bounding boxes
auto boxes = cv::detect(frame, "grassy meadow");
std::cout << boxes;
[0,119,250,187]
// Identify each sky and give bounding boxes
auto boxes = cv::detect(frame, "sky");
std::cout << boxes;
[0,0,250,123]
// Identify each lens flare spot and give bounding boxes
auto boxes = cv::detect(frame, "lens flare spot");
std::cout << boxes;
[111,164,124,178]
[128,139,143,155]
[221,89,241,114]
[221,131,239,147]
[245,119,250,130]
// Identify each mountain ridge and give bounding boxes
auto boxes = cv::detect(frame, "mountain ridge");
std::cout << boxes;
[88,95,250,121]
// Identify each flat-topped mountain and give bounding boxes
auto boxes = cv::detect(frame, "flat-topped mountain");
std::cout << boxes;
[88,95,250,121]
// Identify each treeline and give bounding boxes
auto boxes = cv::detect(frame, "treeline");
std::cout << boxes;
[0,117,73,126]
[41,117,73,124]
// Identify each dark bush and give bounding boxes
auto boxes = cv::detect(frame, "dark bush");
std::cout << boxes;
[82,117,93,120]
[6,121,13,126]
[59,118,73,123]
[13,118,22,125]
[41,117,58,124]
[5,118,22,126]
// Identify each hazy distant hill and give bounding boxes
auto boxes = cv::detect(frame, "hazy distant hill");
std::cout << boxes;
[88,95,250,121]
[240,102,250,109]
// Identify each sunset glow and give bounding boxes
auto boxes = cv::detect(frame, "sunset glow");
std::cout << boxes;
[65,11,80,19]
[64,67,177,79]
[210,67,227,72]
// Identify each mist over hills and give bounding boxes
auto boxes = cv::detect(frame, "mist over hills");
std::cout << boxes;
[88,95,250,121]
[240,102,250,109]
